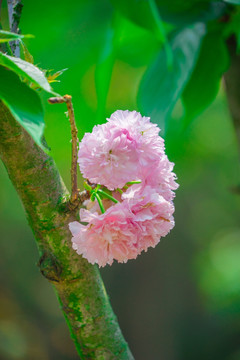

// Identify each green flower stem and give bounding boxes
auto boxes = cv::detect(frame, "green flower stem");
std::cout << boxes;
[0,101,134,360]
[116,188,123,194]
[94,192,106,213]
[98,189,119,203]
[83,181,92,192]
[126,180,141,185]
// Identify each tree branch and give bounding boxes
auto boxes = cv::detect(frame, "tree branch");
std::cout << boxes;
[48,95,79,206]
[7,0,14,29]
[64,95,79,203]
[0,101,134,359]
[7,0,23,56]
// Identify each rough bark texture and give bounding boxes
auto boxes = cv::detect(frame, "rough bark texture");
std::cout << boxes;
[224,36,240,158]
[7,0,23,56]
[0,101,134,360]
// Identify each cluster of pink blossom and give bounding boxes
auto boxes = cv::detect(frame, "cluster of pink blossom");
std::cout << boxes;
[69,110,178,267]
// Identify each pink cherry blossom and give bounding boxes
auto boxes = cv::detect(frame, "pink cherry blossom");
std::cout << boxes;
[108,110,165,166]
[78,110,174,190]
[69,185,174,266]
[123,184,175,251]
[69,202,141,267]
[78,121,138,190]
[139,155,179,201]
[70,109,178,266]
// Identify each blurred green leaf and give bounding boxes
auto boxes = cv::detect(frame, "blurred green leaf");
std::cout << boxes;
[182,31,229,125]
[117,16,159,67]
[95,20,116,124]
[109,0,174,65]
[0,30,33,43]
[110,0,166,35]
[224,10,240,51]
[0,66,46,150]
[0,52,57,94]
[159,1,228,27]
[224,0,240,4]
[156,1,227,26]
[110,0,227,28]
[94,10,164,125]
[138,23,206,132]
[149,0,173,66]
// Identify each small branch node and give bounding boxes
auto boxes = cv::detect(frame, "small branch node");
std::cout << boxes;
[38,251,62,283]
[48,97,65,104]
[79,189,90,203]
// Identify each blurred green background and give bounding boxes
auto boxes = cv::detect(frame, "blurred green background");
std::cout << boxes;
[0,0,240,359]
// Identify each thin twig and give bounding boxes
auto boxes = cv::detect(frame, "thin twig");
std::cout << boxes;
[64,95,79,203]
[12,0,23,34]
[7,0,23,57]
[48,95,79,205]
[7,0,14,28]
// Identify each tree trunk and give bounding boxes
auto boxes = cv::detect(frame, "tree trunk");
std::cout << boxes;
[0,101,134,360]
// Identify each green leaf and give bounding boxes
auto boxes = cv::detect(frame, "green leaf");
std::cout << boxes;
[0,30,34,43]
[137,23,206,132]
[156,1,227,26]
[182,31,229,126]
[110,0,227,28]
[109,0,173,63]
[117,16,159,67]
[224,0,240,4]
[0,52,57,94]
[224,10,240,51]
[148,0,173,66]
[110,0,167,35]
[0,66,46,150]
[95,18,116,124]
